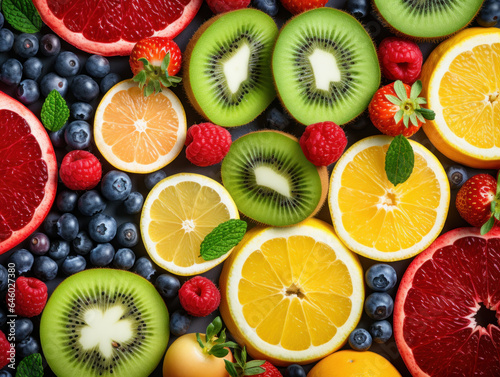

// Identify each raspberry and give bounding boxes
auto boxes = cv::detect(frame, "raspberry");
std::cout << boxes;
[185,123,232,167]
[0,330,13,369]
[299,122,347,166]
[378,37,423,85]
[256,361,283,377]
[59,150,102,190]
[178,276,220,317]
[206,0,250,14]
[14,277,48,317]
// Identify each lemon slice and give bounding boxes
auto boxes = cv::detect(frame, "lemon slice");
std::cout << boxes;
[140,173,239,276]
[329,135,450,261]
[219,218,364,365]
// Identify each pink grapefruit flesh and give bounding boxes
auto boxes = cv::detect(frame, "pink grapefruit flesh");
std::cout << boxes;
[0,92,57,255]
[395,227,500,377]
[32,0,202,56]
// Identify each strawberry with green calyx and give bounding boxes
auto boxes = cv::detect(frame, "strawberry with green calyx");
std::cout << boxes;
[196,316,238,357]
[225,347,282,377]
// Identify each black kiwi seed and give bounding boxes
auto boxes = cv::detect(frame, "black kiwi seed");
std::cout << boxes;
[401,0,452,13]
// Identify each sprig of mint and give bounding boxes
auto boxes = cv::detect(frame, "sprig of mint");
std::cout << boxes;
[385,135,414,186]
[200,219,247,261]
[40,90,70,132]
[481,174,500,235]
[16,353,43,377]
[195,317,238,358]
[224,347,265,377]
[2,0,42,33]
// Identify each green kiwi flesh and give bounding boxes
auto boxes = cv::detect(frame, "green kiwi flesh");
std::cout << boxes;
[40,269,169,377]
[221,131,324,226]
[184,9,278,127]
[272,8,380,126]
[374,0,483,39]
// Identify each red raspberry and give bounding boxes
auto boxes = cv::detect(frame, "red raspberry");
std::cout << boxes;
[14,277,48,317]
[299,122,347,166]
[0,330,13,369]
[378,37,423,85]
[59,150,102,190]
[256,361,283,377]
[185,123,232,167]
[178,276,220,317]
[206,0,250,14]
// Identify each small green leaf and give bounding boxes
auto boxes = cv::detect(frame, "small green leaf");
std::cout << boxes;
[225,360,239,377]
[207,316,222,340]
[481,216,495,235]
[233,346,242,365]
[133,70,147,86]
[138,57,150,67]
[244,367,266,376]
[394,109,404,124]
[211,346,229,358]
[200,220,247,261]
[145,81,155,96]
[416,112,425,123]
[161,52,171,72]
[16,353,43,377]
[385,94,401,106]
[410,113,418,127]
[416,108,436,120]
[410,80,423,99]
[2,0,42,33]
[385,135,414,186]
[153,80,162,93]
[416,97,427,105]
[217,341,239,349]
[245,360,266,368]
[196,333,205,349]
[159,76,170,87]
[394,80,407,101]
[40,90,70,132]
[241,347,247,366]
[403,114,409,128]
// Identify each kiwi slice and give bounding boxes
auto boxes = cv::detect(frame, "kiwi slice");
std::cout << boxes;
[221,131,328,226]
[40,269,169,377]
[272,8,380,126]
[374,0,483,39]
[184,9,278,127]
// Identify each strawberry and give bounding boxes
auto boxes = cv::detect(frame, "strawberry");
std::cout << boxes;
[280,0,327,15]
[456,173,500,234]
[368,80,435,137]
[129,37,182,96]
[225,347,282,377]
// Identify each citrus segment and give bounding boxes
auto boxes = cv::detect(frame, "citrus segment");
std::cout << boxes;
[141,173,239,276]
[219,219,364,365]
[94,80,186,174]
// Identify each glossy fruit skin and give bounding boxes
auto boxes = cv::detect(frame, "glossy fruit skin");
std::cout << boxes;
[85,54,110,78]
[56,190,79,212]
[23,57,43,80]
[155,273,181,299]
[64,120,92,150]
[0,371,12,377]
[71,74,99,102]
[285,364,306,377]
[100,72,121,94]
[0,29,14,52]
[70,102,93,121]
[145,170,167,190]
[129,37,182,76]
[89,243,115,267]
[365,292,394,320]
[477,0,500,27]
[61,255,86,275]
[28,232,50,255]
[13,34,39,58]
[346,0,369,19]
[133,257,156,281]
[16,336,39,359]
[446,165,468,190]
[40,72,68,97]
[72,231,93,255]
[365,264,397,292]
[49,126,67,148]
[369,320,393,343]
[78,190,107,217]
[116,222,139,247]
[377,37,423,85]
[14,318,33,342]
[252,0,278,16]
[47,240,70,261]
[169,310,191,336]
[0,58,22,85]
[40,34,61,56]
[0,266,6,291]
[56,213,79,241]
[456,174,497,227]
[0,12,3,28]
[124,192,144,214]
[16,79,40,105]
[88,214,117,243]
[8,249,34,276]
[348,328,372,351]
[55,51,81,77]
[101,170,132,201]
[113,248,136,270]
[280,0,327,14]
[266,107,290,130]
[32,256,58,281]
[163,333,233,377]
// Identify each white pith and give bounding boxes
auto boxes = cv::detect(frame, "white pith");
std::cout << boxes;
[308,48,341,91]
[224,43,251,94]
[254,166,291,197]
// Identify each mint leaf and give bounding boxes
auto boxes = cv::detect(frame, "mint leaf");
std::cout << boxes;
[2,0,42,33]
[16,353,43,377]
[200,219,247,261]
[385,135,414,186]
[40,90,69,132]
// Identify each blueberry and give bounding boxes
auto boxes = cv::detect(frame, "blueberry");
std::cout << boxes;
[61,255,87,275]
[71,102,94,121]
[144,170,167,190]
[28,232,50,255]
[8,249,34,275]
[446,165,468,190]
[346,0,369,19]
[0,371,12,377]
[251,0,278,16]
[16,336,39,359]
[169,310,191,336]
[113,248,136,270]
[0,28,14,52]
[40,34,61,56]
[0,12,3,28]
[23,57,43,81]
[55,51,81,77]
[155,273,180,299]
[369,320,393,344]
[0,308,7,327]
[88,214,117,243]
[365,292,394,320]
[478,0,500,27]
[89,243,115,267]
[14,318,33,342]
[64,120,92,150]
[0,58,22,86]
[266,107,290,131]
[116,222,139,248]
[285,364,307,377]
[48,240,70,260]
[43,212,60,237]
[85,55,110,78]
[56,213,79,241]
[365,264,397,292]
[348,328,372,351]
[78,190,107,216]
[50,126,67,148]
[33,256,58,281]
[16,79,40,105]
[124,192,144,214]
[56,190,79,212]
[13,33,39,58]
[101,170,132,201]
[71,74,99,102]
[40,72,68,98]
[132,257,156,281]
[100,72,121,94]
[72,231,93,255]
[0,265,7,291]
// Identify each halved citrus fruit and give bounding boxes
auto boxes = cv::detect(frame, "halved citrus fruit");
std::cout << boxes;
[0,92,57,254]
[395,227,500,377]
[32,0,202,56]
[329,135,450,261]
[219,218,364,366]
[94,80,186,174]
[421,27,500,169]
[140,173,239,276]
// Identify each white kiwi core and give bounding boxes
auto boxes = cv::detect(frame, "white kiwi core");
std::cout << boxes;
[224,43,251,94]
[254,166,291,197]
[308,48,341,91]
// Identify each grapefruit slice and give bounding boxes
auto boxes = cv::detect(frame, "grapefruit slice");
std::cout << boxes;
[0,92,57,255]
[395,227,500,377]
[32,0,202,56]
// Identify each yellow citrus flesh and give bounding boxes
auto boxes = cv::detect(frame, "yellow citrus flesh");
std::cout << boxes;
[219,218,364,366]
[329,136,449,261]
[94,80,186,173]
[421,27,500,169]
[141,173,239,276]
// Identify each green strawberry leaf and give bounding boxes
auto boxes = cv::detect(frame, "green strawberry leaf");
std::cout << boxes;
[161,52,171,72]
[415,108,435,120]
[394,109,404,124]
[40,90,70,132]
[394,80,407,101]
[246,360,265,368]
[225,360,239,377]
[403,114,409,128]
[410,80,423,99]
[481,216,495,235]
[200,219,247,261]
[385,94,401,106]
[16,353,43,377]
[385,135,414,186]
[211,346,230,358]
[196,333,204,349]
[415,97,427,105]
[244,367,266,376]
[410,113,418,127]
[2,0,42,33]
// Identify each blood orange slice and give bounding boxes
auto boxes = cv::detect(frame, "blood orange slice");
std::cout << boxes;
[32,0,202,56]
[395,227,500,377]
[0,92,57,255]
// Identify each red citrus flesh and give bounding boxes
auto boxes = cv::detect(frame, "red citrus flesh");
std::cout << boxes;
[32,0,203,56]
[395,227,500,377]
[0,92,57,255]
